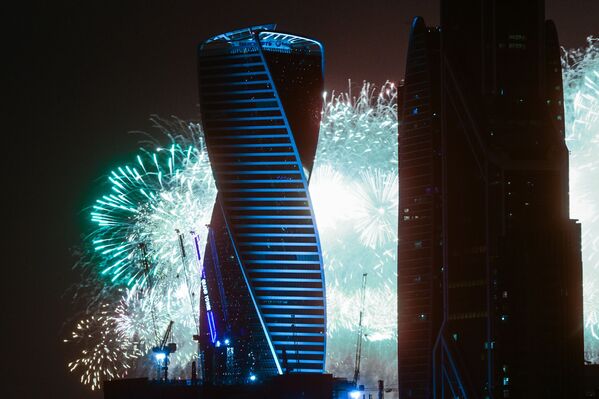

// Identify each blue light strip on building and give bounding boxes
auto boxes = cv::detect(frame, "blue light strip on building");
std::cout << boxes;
[255,30,328,369]
[193,234,217,343]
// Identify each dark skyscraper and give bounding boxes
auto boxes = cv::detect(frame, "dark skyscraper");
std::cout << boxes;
[197,25,326,383]
[398,1,584,398]
[398,17,443,399]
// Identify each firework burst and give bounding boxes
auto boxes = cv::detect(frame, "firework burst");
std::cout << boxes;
[66,45,598,391]
[353,169,399,249]
[311,81,398,387]
[563,36,599,363]
[64,303,142,391]
[66,118,217,387]
[90,128,215,291]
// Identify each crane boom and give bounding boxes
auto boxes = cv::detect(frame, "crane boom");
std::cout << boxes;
[353,273,368,386]
[159,321,174,349]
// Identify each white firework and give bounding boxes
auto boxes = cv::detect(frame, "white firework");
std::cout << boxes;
[312,81,399,388]
[65,303,142,391]
[66,45,599,393]
[353,169,399,249]
[68,118,216,388]
[563,36,599,362]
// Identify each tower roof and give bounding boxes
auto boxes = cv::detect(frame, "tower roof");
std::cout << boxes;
[200,25,322,56]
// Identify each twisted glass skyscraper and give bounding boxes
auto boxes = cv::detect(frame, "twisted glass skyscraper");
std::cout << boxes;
[197,25,326,383]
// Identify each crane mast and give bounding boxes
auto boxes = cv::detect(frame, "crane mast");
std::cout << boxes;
[152,321,177,381]
[353,273,368,387]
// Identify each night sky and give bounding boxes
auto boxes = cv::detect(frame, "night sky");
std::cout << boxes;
[6,1,597,398]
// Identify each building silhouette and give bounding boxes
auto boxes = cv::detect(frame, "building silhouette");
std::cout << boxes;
[398,18,443,398]
[398,1,583,397]
[197,25,326,384]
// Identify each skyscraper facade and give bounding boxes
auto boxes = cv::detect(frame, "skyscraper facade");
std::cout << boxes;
[398,17,442,398]
[398,1,583,397]
[197,25,326,384]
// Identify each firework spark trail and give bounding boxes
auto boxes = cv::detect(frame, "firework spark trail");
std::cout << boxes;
[64,303,142,391]
[66,45,599,389]
[562,36,599,363]
[311,81,399,387]
[90,132,215,291]
[114,286,200,377]
[353,170,399,249]
[67,85,400,389]
[66,118,218,387]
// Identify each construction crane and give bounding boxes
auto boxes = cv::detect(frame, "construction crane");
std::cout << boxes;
[138,242,153,288]
[353,273,368,387]
[152,321,177,381]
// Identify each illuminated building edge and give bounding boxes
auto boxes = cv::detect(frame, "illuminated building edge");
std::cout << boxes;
[197,25,326,383]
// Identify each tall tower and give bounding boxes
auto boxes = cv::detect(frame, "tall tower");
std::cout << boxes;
[397,17,442,399]
[197,25,326,383]
[398,1,583,397]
